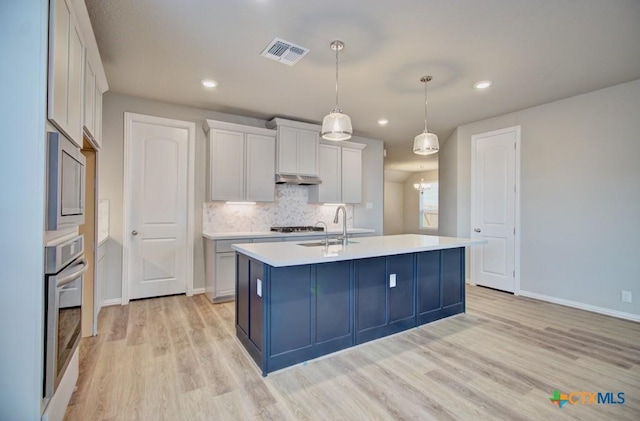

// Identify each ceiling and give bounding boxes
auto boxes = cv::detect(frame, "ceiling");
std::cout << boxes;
[86,0,640,172]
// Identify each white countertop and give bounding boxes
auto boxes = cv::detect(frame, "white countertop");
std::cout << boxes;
[202,228,376,241]
[231,234,486,267]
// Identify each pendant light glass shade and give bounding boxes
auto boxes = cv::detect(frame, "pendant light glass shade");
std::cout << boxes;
[322,40,352,141]
[413,75,439,155]
[321,110,353,141]
[413,132,439,155]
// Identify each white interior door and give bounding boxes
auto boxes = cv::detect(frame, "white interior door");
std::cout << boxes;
[124,114,194,301]
[471,126,520,293]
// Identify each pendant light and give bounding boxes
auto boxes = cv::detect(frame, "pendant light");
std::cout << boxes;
[413,165,432,193]
[321,40,352,141]
[413,75,439,155]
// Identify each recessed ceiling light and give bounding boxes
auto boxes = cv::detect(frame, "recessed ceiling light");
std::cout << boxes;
[474,80,492,90]
[377,118,389,126]
[201,79,217,88]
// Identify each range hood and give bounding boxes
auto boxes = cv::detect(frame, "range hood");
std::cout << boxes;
[275,174,322,185]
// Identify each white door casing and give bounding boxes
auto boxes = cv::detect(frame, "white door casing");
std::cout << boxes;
[471,126,520,293]
[123,113,195,303]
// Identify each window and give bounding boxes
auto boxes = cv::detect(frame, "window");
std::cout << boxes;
[419,181,438,229]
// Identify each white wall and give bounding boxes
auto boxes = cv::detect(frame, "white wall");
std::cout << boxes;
[383,182,404,234]
[438,128,459,237]
[403,170,438,234]
[0,1,48,418]
[440,79,640,317]
[100,93,384,301]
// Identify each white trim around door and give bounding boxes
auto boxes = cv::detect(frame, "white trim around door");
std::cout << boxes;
[122,113,195,304]
[470,125,521,294]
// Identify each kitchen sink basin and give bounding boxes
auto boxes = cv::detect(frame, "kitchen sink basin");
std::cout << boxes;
[297,240,358,247]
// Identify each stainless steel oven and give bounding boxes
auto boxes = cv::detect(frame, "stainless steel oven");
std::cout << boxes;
[46,131,86,230]
[44,234,87,399]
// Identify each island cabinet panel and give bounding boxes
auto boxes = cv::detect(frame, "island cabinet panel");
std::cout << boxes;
[249,259,264,351]
[269,265,313,356]
[355,257,387,337]
[266,261,353,373]
[416,248,465,324]
[235,254,265,370]
[236,254,250,335]
[441,247,465,315]
[315,261,352,346]
[355,255,416,344]
[387,253,416,325]
[417,250,441,324]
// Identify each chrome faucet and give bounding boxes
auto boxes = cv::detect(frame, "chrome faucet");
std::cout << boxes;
[315,221,329,247]
[333,205,348,246]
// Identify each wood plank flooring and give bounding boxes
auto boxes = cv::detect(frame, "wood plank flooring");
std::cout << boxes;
[65,286,640,420]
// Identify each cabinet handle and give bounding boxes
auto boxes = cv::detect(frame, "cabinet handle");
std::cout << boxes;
[474,228,481,233]
[257,278,262,297]
[132,230,139,236]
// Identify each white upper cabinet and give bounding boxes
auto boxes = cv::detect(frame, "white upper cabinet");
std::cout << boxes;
[49,0,84,146]
[94,80,103,147]
[246,134,276,202]
[267,118,319,176]
[313,144,341,203]
[49,0,108,148]
[341,147,363,204]
[83,55,105,148]
[205,120,276,202]
[309,140,365,204]
[83,59,95,136]
[210,129,245,201]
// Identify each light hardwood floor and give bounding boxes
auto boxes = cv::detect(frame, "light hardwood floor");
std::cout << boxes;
[65,286,640,420]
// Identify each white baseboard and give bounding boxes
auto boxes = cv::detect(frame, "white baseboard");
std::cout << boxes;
[519,290,640,322]
[101,298,122,307]
[192,288,205,295]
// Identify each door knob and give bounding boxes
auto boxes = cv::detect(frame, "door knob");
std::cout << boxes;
[474,228,481,233]
[132,230,138,236]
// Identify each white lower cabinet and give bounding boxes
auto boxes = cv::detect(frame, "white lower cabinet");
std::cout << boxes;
[214,252,237,299]
[205,237,284,303]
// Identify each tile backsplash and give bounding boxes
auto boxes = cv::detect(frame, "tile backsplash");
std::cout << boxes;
[203,185,354,232]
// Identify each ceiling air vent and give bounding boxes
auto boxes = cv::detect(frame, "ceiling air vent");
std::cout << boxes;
[261,37,309,66]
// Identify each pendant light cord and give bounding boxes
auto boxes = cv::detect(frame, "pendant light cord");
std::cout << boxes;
[423,80,428,133]
[335,46,340,111]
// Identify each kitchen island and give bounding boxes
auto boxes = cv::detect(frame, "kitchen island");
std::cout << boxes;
[232,234,485,375]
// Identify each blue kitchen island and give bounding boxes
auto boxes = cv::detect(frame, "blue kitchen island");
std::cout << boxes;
[232,234,485,376]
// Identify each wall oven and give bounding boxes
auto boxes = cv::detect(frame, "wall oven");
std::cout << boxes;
[44,234,87,399]
[46,131,86,231]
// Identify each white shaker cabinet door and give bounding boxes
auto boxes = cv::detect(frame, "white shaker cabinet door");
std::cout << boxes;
[246,134,275,202]
[66,21,84,145]
[49,0,70,136]
[215,252,237,298]
[49,0,84,146]
[341,147,362,204]
[277,126,298,174]
[315,144,341,203]
[83,58,96,137]
[210,129,245,201]
[297,129,319,176]
[93,83,103,148]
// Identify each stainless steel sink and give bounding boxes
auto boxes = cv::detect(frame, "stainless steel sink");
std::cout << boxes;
[297,240,358,247]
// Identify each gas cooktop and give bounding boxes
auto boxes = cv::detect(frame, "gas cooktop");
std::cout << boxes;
[270,226,325,233]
